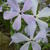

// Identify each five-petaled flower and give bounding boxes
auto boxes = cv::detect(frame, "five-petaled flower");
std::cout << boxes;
[21,0,50,38]
[10,30,48,50]
[3,0,35,31]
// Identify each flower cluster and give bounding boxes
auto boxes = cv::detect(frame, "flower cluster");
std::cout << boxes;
[3,0,50,50]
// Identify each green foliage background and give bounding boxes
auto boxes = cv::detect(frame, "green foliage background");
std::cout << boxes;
[0,0,50,50]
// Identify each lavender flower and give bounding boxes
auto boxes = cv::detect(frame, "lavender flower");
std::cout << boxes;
[10,30,48,50]
[3,0,35,31]
[22,0,50,35]
[32,0,50,29]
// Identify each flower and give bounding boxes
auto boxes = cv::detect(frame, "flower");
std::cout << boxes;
[32,2,50,30]
[22,0,50,35]
[3,0,35,31]
[10,30,48,50]
[23,0,50,29]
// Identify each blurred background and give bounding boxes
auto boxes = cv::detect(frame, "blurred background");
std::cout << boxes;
[0,0,50,50]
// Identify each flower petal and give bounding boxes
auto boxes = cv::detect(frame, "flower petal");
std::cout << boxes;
[20,42,30,50]
[25,21,37,39]
[47,28,50,32]
[22,14,35,24]
[36,19,48,30]
[17,0,24,3]
[22,0,32,12]
[34,30,47,42]
[10,33,30,44]
[31,0,38,15]
[7,0,20,12]
[38,7,50,18]
[42,37,48,43]
[0,6,2,12]
[3,11,18,20]
[12,15,21,31]
[31,42,41,50]
[47,34,50,37]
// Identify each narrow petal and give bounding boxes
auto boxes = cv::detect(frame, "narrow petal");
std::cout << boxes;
[22,0,32,12]
[31,42,41,50]
[22,14,35,24]
[7,0,20,12]
[10,33,30,44]
[12,15,21,31]
[3,11,18,20]
[25,21,37,39]
[0,6,2,12]
[31,0,38,15]
[34,30,47,42]
[20,42,30,50]
[36,19,48,30]
[38,7,50,18]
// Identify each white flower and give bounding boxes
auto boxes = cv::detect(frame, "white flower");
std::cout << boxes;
[10,30,48,50]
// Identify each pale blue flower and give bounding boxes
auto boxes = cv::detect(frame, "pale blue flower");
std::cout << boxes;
[35,7,50,30]
[3,0,35,31]
[10,30,48,50]
[22,0,50,35]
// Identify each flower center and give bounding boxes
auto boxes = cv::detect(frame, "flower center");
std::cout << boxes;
[19,12,22,14]
[34,14,39,18]
[29,38,35,41]
[34,16,36,18]
[31,39,34,41]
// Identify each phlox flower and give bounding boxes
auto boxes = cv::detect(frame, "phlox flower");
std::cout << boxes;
[21,0,50,39]
[10,30,48,50]
[3,0,35,31]
[22,0,50,30]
